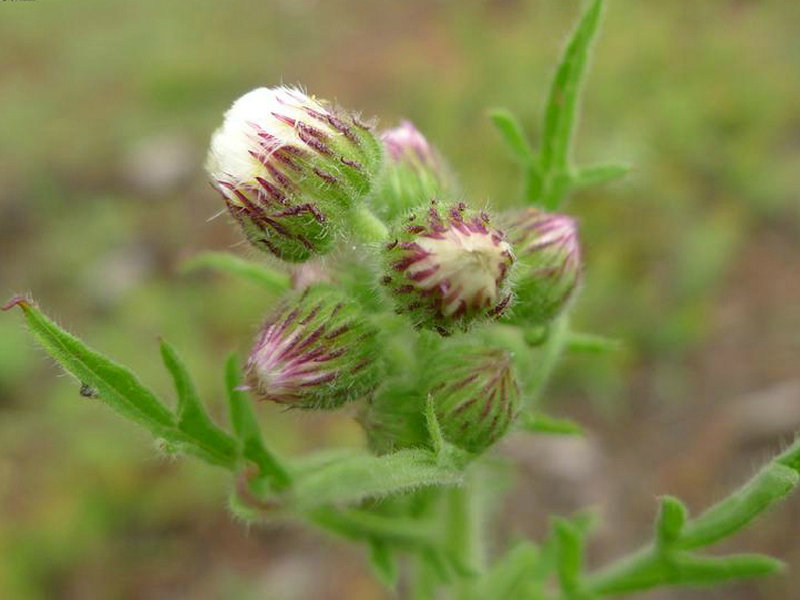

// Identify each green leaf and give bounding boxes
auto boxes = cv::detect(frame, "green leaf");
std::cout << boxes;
[6,297,173,430]
[566,332,623,355]
[668,553,784,585]
[655,496,688,548]
[540,0,604,173]
[480,541,539,599]
[3,297,237,468]
[587,548,783,595]
[368,538,399,589]
[554,518,584,594]
[678,463,799,550]
[291,449,462,510]
[570,163,630,189]
[308,506,434,548]
[425,393,445,455]
[159,340,238,467]
[519,411,584,436]
[488,108,535,164]
[181,251,291,292]
[224,354,291,489]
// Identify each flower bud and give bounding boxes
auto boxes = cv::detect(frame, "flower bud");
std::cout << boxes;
[207,86,383,262]
[503,208,581,325]
[246,285,381,409]
[428,347,520,454]
[381,201,514,335]
[375,121,452,220]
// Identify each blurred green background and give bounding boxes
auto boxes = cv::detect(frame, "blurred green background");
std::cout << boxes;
[1,1,799,598]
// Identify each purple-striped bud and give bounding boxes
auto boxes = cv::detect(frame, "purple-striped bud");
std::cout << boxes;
[375,121,452,221]
[207,86,383,262]
[429,347,520,454]
[246,285,381,410]
[504,208,581,325]
[380,201,515,335]
[383,120,438,166]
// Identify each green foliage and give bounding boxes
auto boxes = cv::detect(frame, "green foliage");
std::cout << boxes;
[4,0,799,598]
[181,250,291,293]
[224,355,291,490]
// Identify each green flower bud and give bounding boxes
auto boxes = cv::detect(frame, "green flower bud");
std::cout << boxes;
[359,380,429,455]
[246,285,381,409]
[374,121,453,221]
[207,86,383,262]
[381,201,515,335]
[503,208,581,325]
[428,347,520,454]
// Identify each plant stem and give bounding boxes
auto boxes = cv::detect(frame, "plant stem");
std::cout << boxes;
[525,315,569,408]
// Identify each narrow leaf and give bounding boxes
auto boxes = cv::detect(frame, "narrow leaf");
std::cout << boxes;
[182,251,291,293]
[488,108,535,163]
[368,539,399,588]
[656,495,688,547]
[519,411,583,436]
[6,298,173,432]
[425,393,444,455]
[224,354,291,489]
[291,449,462,510]
[678,463,799,550]
[566,331,623,354]
[669,553,784,586]
[540,0,605,172]
[308,507,434,548]
[480,541,539,599]
[159,340,238,465]
[3,297,237,468]
[571,163,630,189]
[554,517,583,594]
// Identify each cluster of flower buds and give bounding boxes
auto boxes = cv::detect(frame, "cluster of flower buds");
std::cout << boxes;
[207,86,383,262]
[427,347,520,454]
[375,121,452,221]
[246,285,381,410]
[381,201,515,335]
[503,208,581,325]
[206,86,583,458]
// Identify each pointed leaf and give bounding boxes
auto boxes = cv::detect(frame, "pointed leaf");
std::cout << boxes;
[224,354,291,489]
[566,331,623,354]
[160,340,237,465]
[3,297,237,468]
[656,495,688,547]
[291,449,462,510]
[553,517,584,594]
[519,411,583,436]
[488,108,535,164]
[6,297,173,431]
[540,0,605,173]
[182,251,291,293]
[571,163,630,189]
[480,541,539,599]
[425,393,444,455]
[369,538,399,588]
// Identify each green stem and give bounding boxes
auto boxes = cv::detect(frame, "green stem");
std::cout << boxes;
[525,315,570,408]
[351,204,389,243]
[571,449,800,597]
